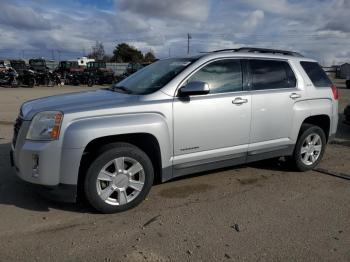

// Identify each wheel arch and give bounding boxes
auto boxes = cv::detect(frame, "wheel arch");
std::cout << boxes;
[77,133,164,200]
[299,114,330,141]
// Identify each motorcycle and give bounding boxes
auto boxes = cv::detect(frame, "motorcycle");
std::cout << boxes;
[0,68,18,88]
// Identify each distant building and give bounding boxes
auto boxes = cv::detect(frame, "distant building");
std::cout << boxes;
[339,63,350,79]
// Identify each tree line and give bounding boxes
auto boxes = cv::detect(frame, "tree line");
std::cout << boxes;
[88,41,156,63]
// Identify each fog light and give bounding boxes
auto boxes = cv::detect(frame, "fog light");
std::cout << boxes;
[32,154,39,178]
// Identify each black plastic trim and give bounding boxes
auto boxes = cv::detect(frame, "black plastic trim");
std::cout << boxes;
[168,145,295,180]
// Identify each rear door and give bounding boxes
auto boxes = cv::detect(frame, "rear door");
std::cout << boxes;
[247,59,302,156]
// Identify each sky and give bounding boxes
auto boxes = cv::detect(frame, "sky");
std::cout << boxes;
[0,0,350,65]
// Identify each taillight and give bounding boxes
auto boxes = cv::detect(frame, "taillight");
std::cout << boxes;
[331,84,338,100]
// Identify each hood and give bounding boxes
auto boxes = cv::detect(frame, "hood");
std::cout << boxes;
[21,89,138,120]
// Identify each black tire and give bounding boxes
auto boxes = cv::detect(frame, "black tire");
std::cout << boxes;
[28,78,35,88]
[84,142,154,213]
[87,78,94,87]
[288,124,326,171]
[346,80,350,89]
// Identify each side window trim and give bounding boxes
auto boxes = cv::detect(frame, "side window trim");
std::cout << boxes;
[247,58,297,91]
[176,58,245,96]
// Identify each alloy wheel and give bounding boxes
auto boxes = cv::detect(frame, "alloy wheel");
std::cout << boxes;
[300,133,322,166]
[96,157,145,206]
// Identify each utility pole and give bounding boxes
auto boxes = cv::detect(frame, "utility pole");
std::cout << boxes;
[57,50,61,61]
[187,33,191,55]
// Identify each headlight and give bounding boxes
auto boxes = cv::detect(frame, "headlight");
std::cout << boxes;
[26,111,63,141]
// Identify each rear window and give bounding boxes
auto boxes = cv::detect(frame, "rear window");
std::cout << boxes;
[249,60,296,90]
[300,61,332,87]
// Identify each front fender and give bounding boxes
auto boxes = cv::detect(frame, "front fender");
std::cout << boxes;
[63,113,172,163]
[59,113,172,185]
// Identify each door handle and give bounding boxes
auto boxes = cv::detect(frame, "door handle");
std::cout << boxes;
[232,97,248,105]
[290,93,301,99]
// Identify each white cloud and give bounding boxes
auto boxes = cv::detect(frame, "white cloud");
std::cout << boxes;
[243,10,264,30]
[0,2,53,30]
[0,0,349,65]
[116,0,210,22]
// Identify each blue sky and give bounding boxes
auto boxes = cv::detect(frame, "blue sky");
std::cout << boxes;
[1,0,350,65]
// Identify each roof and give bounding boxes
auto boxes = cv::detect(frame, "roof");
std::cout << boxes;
[193,47,315,62]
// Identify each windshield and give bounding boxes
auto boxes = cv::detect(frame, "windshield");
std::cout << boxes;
[30,60,45,66]
[113,58,196,95]
[11,62,26,69]
[62,61,78,68]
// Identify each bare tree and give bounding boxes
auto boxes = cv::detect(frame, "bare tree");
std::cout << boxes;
[88,41,105,61]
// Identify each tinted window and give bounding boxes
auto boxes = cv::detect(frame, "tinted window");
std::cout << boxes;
[188,59,242,94]
[250,60,295,90]
[300,61,332,87]
[114,58,197,95]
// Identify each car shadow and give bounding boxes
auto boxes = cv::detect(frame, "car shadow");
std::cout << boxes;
[0,142,94,213]
[334,113,350,146]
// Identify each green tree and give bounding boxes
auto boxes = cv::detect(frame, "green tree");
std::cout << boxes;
[112,43,144,63]
[143,51,156,62]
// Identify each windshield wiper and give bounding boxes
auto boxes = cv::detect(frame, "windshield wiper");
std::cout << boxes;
[108,85,133,94]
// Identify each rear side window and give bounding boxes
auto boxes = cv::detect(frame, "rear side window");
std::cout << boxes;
[249,60,296,90]
[300,61,332,87]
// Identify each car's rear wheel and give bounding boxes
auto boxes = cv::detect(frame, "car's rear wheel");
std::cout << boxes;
[27,77,35,88]
[84,143,154,213]
[288,124,326,171]
[87,78,94,87]
[346,80,350,89]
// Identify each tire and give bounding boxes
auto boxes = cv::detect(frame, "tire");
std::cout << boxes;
[84,142,154,213]
[346,80,350,89]
[87,78,94,87]
[28,78,35,88]
[288,124,326,171]
[45,78,54,87]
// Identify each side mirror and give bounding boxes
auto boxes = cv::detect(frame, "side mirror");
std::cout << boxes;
[178,81,210,96]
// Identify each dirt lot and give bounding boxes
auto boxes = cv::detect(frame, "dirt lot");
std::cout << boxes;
[0,84,350,261]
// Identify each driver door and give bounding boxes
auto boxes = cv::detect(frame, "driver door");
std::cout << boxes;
[172,59,251,176]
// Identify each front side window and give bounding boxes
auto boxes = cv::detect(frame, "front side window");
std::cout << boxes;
[187,59,243,94]
[250,60,295,90]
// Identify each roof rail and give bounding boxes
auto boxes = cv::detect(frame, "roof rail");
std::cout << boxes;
[212,47,303,57]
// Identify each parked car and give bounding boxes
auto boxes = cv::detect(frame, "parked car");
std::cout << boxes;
[0,67,18,87]
[84,61,115,86]
[344,104,350,124]
[10,60,36,87]
[55,61,84,85]
[11,47,338,213]
[29,58,60,86]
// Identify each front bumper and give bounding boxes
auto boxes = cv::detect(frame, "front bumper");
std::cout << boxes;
[11,146,78,203]
[11,120,80,203]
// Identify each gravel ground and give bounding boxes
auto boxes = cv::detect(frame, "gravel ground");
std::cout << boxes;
[0,83,349,261]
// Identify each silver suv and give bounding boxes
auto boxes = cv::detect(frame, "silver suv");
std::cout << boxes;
[11,48,338,213]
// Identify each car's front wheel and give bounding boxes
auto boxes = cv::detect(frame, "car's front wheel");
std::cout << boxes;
[84,143,154,213]
[288,124,326,171]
